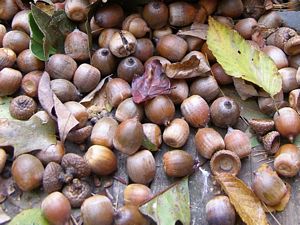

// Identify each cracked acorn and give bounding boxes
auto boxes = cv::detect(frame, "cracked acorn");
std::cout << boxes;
[2,1,300,225]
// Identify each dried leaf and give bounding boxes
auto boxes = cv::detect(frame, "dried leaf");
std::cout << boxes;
[139,177,190,225]
[36,1,55,15]
[233,78,259,100]
[0,97,13,120]
[80,75,112,103]
[165,55,210,79]
[216,174,269,225]
[177,24,208,40]
[38,72,79,143]
[264,183,291,212]
[207,17,282,98]
[0,114,56,157]
[8,208,49,225]
[132,60,171,104]
[85,0,102,60]
[0,178,15,204]
[0,207,10,224]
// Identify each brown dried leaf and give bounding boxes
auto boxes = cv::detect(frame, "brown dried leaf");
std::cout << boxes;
[177,23,208,40]
[132,60,171,104]
[81,83,109,119]
[264,183,291,212]
[36,2,55,16]
[38,72,79,142]
[0,207,10,224]
[0,178,15,204]
[0,115,56,157]
[216,174,269,225]
[80,75,112,104]
[233,78,259,100]
[165,55,210,79]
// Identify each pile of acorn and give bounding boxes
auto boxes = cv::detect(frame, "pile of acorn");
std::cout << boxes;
[1,0,300,224]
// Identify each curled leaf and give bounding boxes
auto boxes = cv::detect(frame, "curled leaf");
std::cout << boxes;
[165,55,210,79]
[216,174,269,225]
[207,17,282,98]
[233,78,259,100]
[132,60,171,104]
[80,75,112,103]
[139,177,190,225]
[38,72,79,143]
[177,23,208,40]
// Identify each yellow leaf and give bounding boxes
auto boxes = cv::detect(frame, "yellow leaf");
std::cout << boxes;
[264,183,291,212]
[216,174,269,225]
[207,17,282,98]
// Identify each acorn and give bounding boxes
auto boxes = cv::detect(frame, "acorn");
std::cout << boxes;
[12,154,44,192]
[273,107,300,142]
[142,123,162,151]
[126,150,156,184]
[163,150,194,177]
[142,1,169,29]
[206,195,236,225]
[224,127,251,158]
[84,145,117,176]
[81,195,114,225]
[145,95,175,126]
[113,118,143,155]
[163,118,190,148]
[91,117,118,148]
[41,192,71,225]
[252,164,287,206]
[124,184,152,206]
[210,97,240,128]
[195,128,225,159]
[115,205,150,225]
[181,95,210,128]
[274,144,300,177]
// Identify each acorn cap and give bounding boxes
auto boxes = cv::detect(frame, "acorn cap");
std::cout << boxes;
[262,131,280,155]
[248,118,275,136]
[210,150,241,176]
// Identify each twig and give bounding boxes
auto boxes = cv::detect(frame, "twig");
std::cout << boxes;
[262,202,283,225]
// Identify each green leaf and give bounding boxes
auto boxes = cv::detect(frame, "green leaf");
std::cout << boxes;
[29,13,43,43]
[0,114,57,157]
[29,12,56,61]
[8,208,50,225]
[142,134,158,151]
[50,10,76,36]
[207,17,282,98]
[31,4,73,53]
[139,177,190,225]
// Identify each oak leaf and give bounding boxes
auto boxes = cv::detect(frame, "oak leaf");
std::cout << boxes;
[216,174,269,225]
